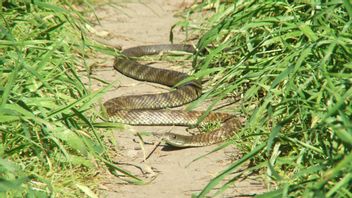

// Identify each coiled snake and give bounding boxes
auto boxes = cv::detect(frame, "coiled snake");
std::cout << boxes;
[104,44,244,147]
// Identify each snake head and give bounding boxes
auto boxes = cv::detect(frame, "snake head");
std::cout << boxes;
[163,133,191,148]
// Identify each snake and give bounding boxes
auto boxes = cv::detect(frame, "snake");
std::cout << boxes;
[103,44,244,147]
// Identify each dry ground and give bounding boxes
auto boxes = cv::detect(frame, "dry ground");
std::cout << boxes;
[87,0,267,197]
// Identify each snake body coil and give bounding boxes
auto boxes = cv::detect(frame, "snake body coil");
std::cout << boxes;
[104,44,243,147]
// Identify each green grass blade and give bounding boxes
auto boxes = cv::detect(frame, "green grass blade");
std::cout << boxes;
[197,143,266,197]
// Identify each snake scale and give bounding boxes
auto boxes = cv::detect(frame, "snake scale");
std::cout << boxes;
[104,44,244,147]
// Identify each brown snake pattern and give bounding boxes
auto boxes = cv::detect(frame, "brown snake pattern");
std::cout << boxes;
[104,44,244,147]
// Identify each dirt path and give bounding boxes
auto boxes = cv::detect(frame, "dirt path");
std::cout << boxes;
[89,0,266,197]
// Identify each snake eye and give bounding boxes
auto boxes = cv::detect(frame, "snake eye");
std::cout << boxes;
[171,134,177,139]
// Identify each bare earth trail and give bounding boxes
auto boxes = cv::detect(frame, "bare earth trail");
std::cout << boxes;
[89,0,267,197]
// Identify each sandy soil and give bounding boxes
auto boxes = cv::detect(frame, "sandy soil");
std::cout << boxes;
[88,0,267,197]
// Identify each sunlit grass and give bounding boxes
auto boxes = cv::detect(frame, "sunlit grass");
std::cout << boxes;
[179,0,352,197]
[0,0,140,196]
[3,0,350,196]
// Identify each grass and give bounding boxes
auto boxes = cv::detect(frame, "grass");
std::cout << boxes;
[176,0,352,197]
[2,0,351,197]
[0,0,142,197]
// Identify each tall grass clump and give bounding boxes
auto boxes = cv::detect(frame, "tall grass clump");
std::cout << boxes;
[182,0,352,197]
[0,1,124,196]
